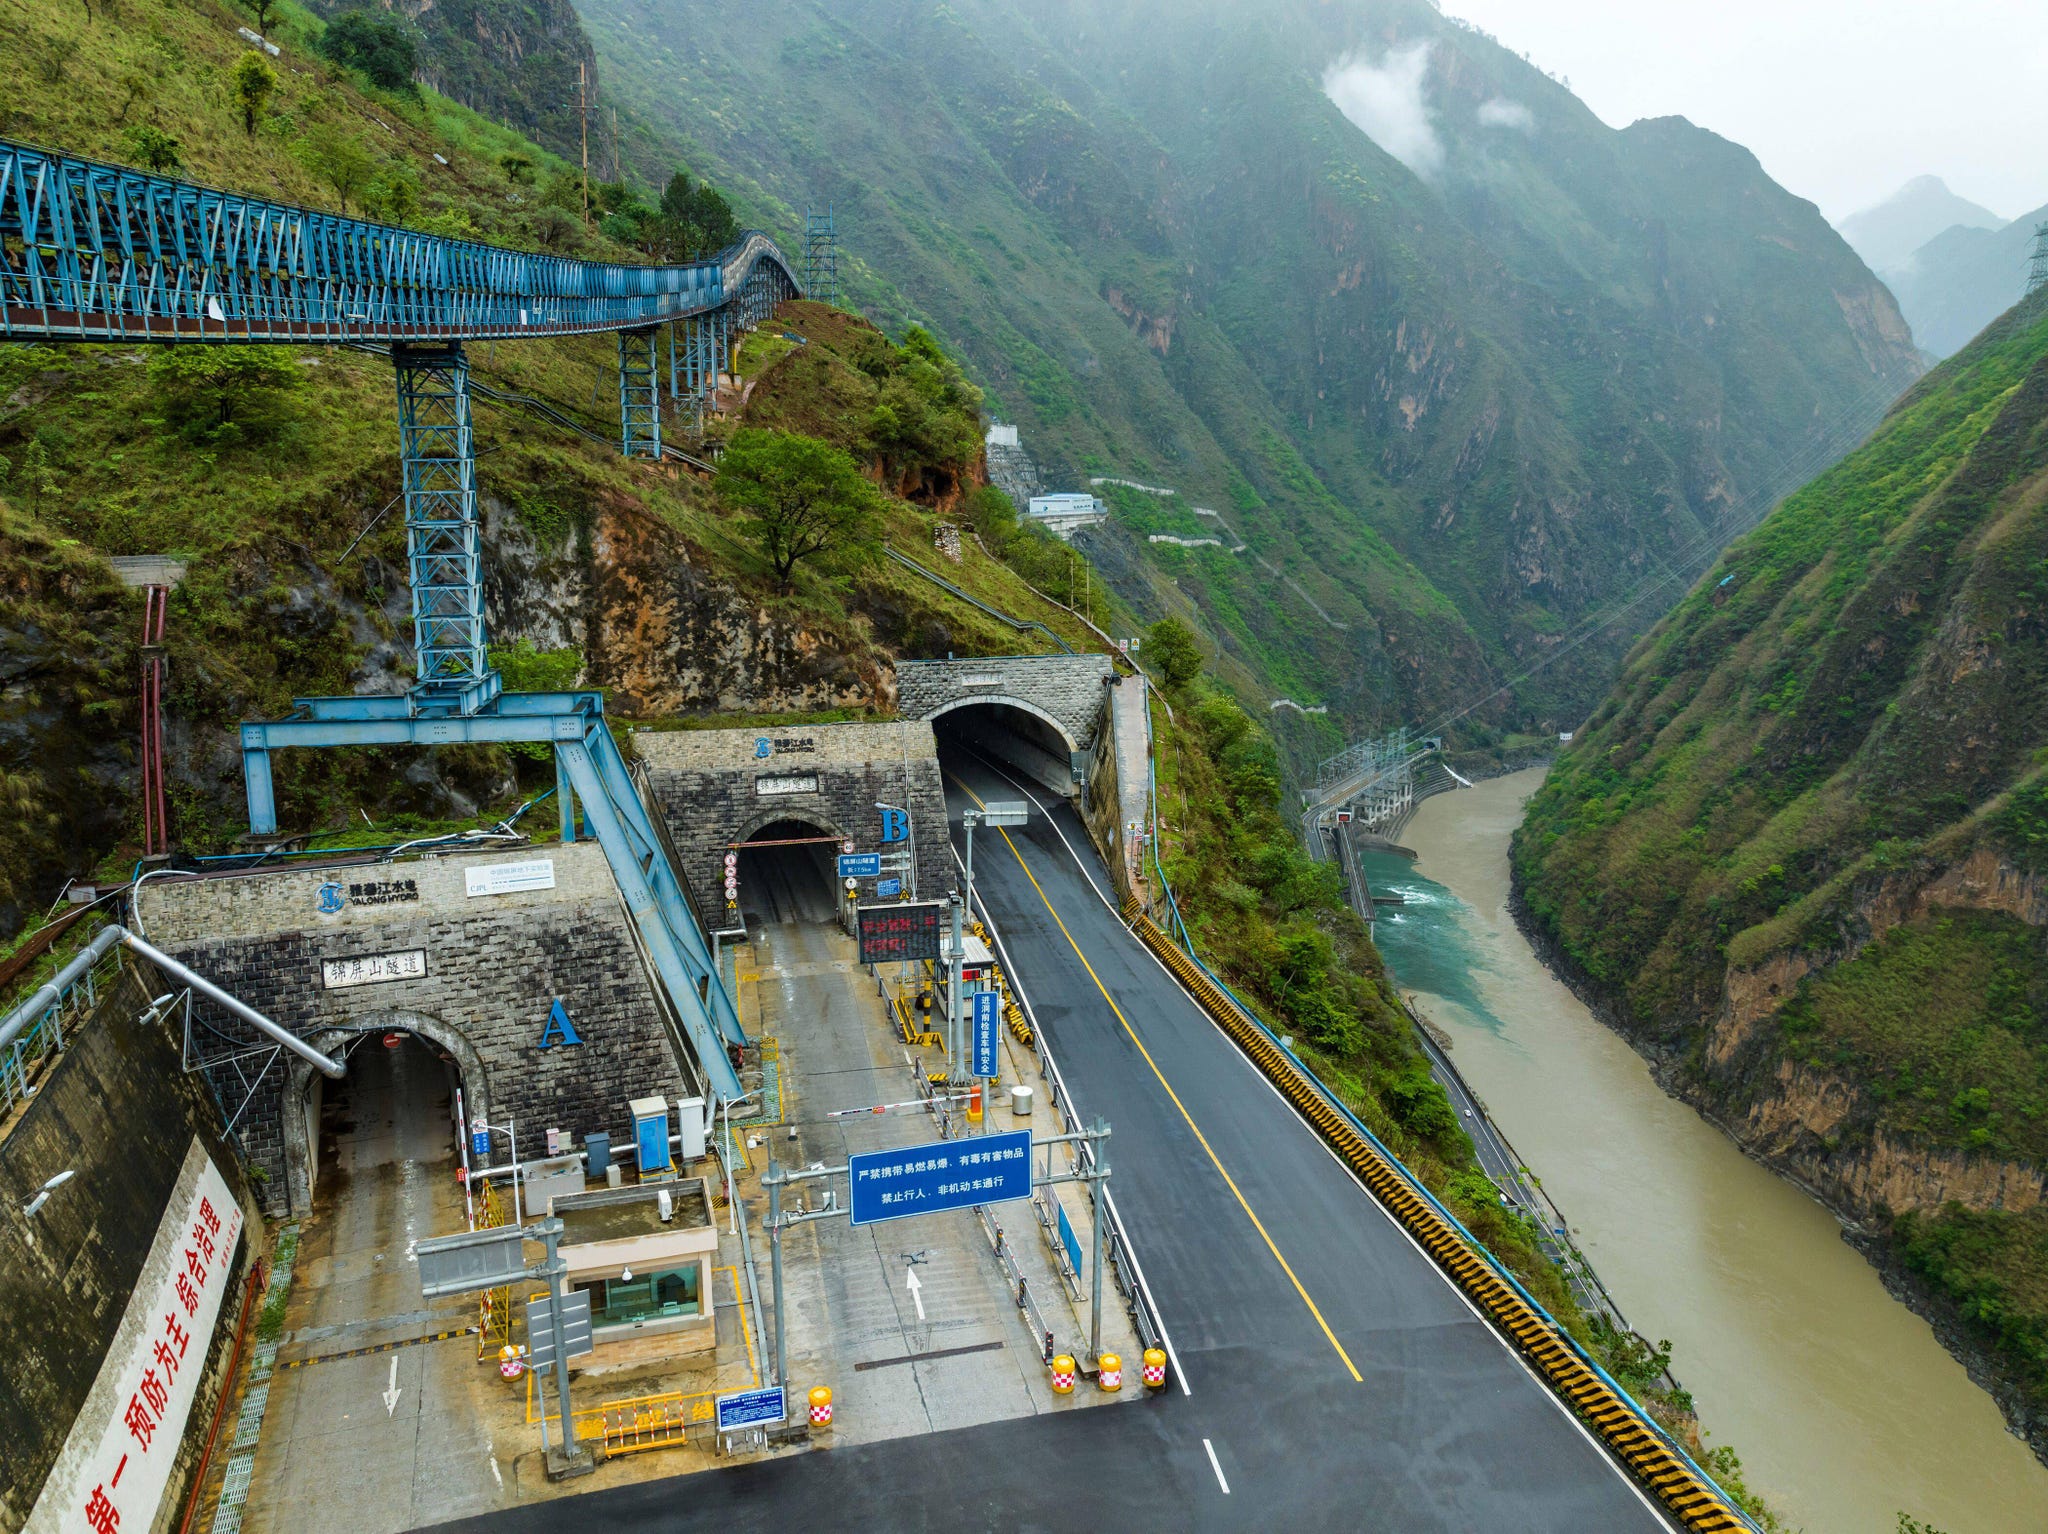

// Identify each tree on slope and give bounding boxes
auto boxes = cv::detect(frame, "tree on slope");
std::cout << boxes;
[715,429,883,592]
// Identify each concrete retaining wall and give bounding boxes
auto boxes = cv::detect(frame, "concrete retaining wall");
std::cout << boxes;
[0,961,262,1534]
[136,843,690,1215]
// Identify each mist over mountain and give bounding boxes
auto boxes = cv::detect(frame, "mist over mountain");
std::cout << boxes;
[578,0,1921,749]
[1886,203,2047,359]
[1838,174,2006,275]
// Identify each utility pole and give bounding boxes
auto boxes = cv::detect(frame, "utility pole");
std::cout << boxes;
[610,105,621,183]
[1090,1117,1110,1365]
[578,62,590,216]
[946,891,966,1086]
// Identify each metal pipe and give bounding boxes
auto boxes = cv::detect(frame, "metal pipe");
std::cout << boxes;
[0,924,123,1055]
[117,927,345,1077]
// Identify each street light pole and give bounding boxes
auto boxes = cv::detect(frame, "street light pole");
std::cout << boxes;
[1089,1120,1111,1364]
[766,1157,787,1390]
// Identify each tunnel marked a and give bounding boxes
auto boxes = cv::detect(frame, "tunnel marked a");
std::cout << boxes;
[948,773,1363,1384]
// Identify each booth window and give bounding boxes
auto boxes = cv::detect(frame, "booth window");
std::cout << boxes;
[577,1264,701,1326]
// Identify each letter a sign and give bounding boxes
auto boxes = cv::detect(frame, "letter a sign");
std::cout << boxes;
[539,998,583,1049]
[879,807,910,844]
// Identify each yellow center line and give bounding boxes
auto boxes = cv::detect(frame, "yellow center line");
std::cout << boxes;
[950,774,1362,1383]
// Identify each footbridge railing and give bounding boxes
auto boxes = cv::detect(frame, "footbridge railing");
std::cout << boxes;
[0,137,798,345]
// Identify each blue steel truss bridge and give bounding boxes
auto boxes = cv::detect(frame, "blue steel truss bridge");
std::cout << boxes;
[0,135,815,1101]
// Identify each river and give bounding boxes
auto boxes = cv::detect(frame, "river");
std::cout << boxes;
[1361,767,2048,1534]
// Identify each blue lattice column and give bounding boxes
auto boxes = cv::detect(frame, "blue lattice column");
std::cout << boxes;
[393,342,495,714]
[619,326,662,459]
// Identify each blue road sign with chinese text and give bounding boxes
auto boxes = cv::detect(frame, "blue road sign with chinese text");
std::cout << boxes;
[837,853,882,879]
[715,1385,785,1432]
[877,877,902,898]
[848,1129,1031,1226]
[972,990,1000,1078]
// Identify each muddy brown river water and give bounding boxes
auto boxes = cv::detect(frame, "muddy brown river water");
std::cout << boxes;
[1362,767,2048,1534]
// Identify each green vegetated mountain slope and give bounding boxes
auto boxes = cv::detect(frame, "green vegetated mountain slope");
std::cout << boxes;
[0,0,1103,932]
[578,0,1921,745]
[1515,285,2048,1459]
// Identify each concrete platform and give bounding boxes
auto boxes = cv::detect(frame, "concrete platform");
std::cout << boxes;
[729,909,1143,1446]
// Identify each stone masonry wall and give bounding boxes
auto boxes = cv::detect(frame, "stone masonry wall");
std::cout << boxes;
[894,655,1114,750]
[634,722,953,920]
[136,843,689,1216]
[1,963,263,1534]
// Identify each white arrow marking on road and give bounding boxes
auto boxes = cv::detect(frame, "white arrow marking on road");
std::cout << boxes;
[905,1266,925,1322]
[382,1355,402,1416]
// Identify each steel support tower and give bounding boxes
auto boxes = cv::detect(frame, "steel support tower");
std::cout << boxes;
[2030,221,2048,297]
[805,204,838,305]
[618,326,663,458]
[395,343,497,712]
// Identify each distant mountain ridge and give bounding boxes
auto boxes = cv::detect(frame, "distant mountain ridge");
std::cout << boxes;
[1887,203,2047,359]
[1838,174,2005,275]
[572,0,1922,752]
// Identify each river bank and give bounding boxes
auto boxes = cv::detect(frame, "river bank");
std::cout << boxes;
[1365,767,2048,1534]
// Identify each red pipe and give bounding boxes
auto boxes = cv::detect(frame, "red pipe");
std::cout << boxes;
[177,1253,267,1534]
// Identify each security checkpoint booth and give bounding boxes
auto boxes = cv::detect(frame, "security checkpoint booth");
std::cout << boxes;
[555,1178,722,1354]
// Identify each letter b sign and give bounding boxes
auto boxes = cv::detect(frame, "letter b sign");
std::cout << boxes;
[879,807,909,844]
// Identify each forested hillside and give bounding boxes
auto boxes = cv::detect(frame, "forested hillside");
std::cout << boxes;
[1515,285,2048,1460]
[577,0,1922,749]
[0,0,1080,932]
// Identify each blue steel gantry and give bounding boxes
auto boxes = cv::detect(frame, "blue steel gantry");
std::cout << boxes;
[0,136,826,1102]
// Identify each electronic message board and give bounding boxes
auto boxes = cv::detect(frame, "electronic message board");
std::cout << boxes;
[857,901,944,965]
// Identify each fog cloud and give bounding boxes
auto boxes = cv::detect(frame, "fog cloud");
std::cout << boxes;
[1323,42,1443,180]
[1477,97,1535,133]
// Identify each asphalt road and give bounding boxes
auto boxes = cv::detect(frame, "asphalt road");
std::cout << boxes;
[427,748,1671,1533]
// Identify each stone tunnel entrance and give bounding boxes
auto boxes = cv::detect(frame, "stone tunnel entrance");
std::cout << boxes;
[929,698,1079,795]
[304,1031,459,1208]
[735,817,843,927]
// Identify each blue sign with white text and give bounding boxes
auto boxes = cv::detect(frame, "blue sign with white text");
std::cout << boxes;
[972,990,1000,1078]
[877,877,902,898]
[715,1386,786,1432]
[837,853,882,879]
[848,1129,1031,1226]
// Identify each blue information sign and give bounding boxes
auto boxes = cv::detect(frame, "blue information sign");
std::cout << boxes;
[849,1128,1032,1226]
[837,852,882,879]
[877,877,902,898]
[715,1385,786,1432]
[1057,1201,1085,1280]
[972,990,1001,1078]
[470,1127,490,1157]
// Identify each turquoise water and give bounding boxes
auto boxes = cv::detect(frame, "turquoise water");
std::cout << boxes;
[1377,770,2048,1534]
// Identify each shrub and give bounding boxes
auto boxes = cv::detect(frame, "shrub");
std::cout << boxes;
[317,9,419,94]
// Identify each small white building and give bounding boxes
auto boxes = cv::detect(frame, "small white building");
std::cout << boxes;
[1026,492,1108,539]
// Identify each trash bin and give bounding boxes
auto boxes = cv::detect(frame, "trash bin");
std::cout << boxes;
[1009,1085,1034,1118]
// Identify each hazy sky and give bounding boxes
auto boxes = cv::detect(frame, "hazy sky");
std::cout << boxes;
[1441,0,2048,222]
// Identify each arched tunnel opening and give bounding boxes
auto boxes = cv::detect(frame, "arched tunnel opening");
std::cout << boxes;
[736,818,842,927]
[305,1030,457,1208]
[930,701,1078,798]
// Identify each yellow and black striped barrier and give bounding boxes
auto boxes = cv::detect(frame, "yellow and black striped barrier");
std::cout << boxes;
[1121,900,1748,1534]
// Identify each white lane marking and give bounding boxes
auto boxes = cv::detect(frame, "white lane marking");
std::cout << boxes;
[905,1265,926,1321]
[1204,1438,1230,1494]
[487,1447,503,1489]
[952,822,1193,1398]
[382,1354,402,1416]
[960,750,1676,1530]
